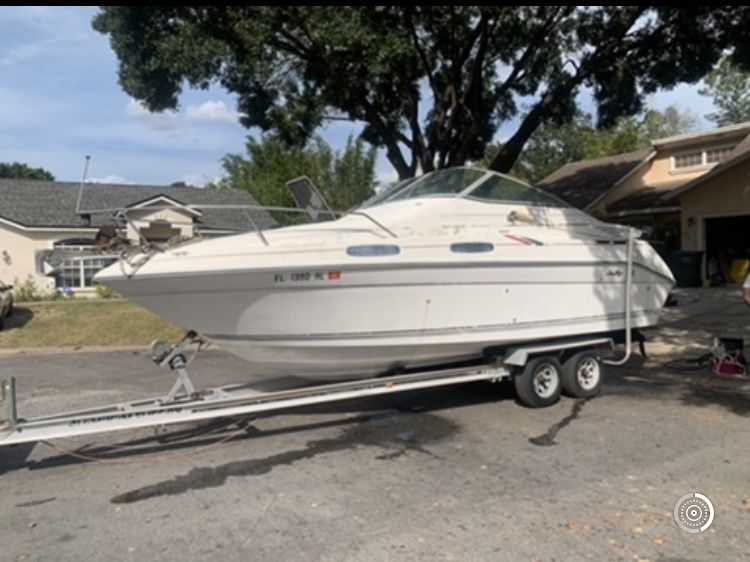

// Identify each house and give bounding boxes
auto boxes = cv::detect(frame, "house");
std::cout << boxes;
[538,121,750,282]
[0,179,275,295]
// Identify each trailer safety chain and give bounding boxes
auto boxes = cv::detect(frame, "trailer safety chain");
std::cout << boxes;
[38,417,253,465]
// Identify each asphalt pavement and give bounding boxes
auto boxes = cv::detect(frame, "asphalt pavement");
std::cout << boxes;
[1,347,748,562]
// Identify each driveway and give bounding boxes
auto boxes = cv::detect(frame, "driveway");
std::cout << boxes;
[1,342,748,561]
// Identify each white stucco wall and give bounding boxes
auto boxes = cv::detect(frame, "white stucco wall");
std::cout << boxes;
[0,220,99,292]
[126,207,195,241]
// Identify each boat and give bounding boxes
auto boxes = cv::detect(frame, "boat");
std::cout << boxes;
[94,167,675,382]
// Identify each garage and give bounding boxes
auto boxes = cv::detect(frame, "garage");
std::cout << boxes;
[704,215,750,283]
[668,143,750,284]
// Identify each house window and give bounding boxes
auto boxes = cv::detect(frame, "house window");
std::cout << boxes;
[673,145,736,170]
[54,256,119,290]
[52,240,117,290]
[706,146,733,164]
[673,151,703,169]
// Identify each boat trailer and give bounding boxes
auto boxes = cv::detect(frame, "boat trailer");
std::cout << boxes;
[0,333,616,447]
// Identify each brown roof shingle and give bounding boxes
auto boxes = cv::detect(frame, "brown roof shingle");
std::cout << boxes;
[605,179,686,214]
[537,149,653,209]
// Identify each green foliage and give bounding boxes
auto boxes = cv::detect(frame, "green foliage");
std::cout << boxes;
[12,277,42,303]
[49,290,66,301]
[12,277,62,303]
[699,55,750,126]
[0,162,55,181]
[484,106,696,183]
[217,135,377,218]
[93,7,750,177]
[94,283,116,299]
[12,277,82,302]
[641,106,698,140]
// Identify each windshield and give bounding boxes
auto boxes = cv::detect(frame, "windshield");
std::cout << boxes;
[466,173,569,207]
[389,168,485,201]
[360,167,570,209]
[358,177,418,209]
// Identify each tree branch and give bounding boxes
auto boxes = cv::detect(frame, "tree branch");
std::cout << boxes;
[488,6,648,173]
[491,6,571,106]
[406,8,438,100]
[278,18,414,177]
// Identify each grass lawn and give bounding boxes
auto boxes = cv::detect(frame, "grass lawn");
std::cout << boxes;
[0,300,185,349]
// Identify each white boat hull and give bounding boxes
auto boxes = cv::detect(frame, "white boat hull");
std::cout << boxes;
[100,255,671,381]
[96,172,676,383]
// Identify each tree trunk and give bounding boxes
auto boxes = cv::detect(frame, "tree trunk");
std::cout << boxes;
[487,103,547,173]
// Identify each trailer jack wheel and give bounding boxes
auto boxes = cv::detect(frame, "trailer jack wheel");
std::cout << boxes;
[514,356,562,408]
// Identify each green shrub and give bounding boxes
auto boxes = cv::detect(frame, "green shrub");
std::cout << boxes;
[94,283,116,299]
[13,276,69,302]
[13,276,43,302]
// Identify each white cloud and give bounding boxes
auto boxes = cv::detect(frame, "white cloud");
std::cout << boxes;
[180,173,227,188]
[3,6,90,36]
[186,100,240,124]
[0,7,95,66]
[125,98,240,130]
[1,36,65,66]
[88,174,131,185]
[125,99,181,130]
[180,174,208,188]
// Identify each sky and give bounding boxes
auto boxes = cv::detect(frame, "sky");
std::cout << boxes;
[0,6,720,187]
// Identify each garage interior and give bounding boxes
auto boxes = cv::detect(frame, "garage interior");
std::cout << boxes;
[704,215,750,284]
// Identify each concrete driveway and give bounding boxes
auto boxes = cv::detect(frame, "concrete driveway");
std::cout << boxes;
[1,339,748,561]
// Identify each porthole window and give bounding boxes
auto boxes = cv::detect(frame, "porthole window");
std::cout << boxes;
[347,244,401,257]
[450,242,494,253]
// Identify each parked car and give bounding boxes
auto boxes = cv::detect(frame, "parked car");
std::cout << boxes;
[0,281,13,329]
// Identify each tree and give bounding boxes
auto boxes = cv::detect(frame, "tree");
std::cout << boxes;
[0,162,55,181]
[94,7,750,178]
[699,55,750,126]
[217,135,377,213]
[486,106,696,183]
[641,106,698,140]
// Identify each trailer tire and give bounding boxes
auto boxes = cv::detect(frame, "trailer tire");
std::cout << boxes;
[561,351,603,398]
[514,356,562,408]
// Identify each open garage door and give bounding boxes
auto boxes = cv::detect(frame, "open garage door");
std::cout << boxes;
[704,215,750,283]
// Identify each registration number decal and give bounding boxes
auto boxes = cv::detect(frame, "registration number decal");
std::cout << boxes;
[273,271,342,283]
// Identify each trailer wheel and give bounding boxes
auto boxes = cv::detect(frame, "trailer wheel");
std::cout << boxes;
[514,356,562,408]
[561,351,603,398]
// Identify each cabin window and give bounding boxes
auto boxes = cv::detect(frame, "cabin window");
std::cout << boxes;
[346,244,401,257]
[450,242,494,253]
